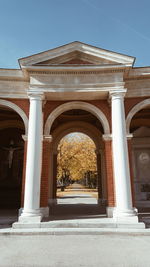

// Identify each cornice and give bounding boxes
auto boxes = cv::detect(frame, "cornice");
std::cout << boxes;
[124,76,150,81]
[0,77,28,82]
[28,69,125,76]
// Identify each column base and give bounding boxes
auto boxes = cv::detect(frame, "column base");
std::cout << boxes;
[107,207,138,219]
[18,209,42,223]
[107,207,115,218]
[19,207,49,218]
[113,207,137,220]
[107,206,145,227]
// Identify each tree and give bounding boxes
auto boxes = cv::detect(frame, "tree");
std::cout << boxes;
[57,133,97,186]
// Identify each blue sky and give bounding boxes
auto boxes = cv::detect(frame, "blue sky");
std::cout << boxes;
[0,0,150,68]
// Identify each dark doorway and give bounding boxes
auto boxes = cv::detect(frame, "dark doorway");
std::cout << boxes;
[0,128,24,209]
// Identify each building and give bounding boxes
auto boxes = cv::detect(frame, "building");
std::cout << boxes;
[0,41,149,228]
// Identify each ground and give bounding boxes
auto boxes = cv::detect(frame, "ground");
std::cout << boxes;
[1,234,150,267]
[0,183,150,267]
[57,183,98,204]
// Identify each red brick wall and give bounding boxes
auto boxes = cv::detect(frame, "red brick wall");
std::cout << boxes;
[3,98,29,117]
[44,100,111,126]
[21,141,27,206]
[40,141,51,207]
[104,141,115,207]
[7,98,145,209]
[127,139,135,206]
[124,97,148,117]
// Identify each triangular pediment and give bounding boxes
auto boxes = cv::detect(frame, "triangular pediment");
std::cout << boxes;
[19,41,135,68]
[34,51,97,65]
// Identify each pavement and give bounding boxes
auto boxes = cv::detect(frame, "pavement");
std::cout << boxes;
[0,184,150,266]
[1,234,150,266]
[57,183,98,204]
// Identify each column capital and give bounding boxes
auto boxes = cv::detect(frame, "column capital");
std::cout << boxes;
[127,134,133,140]
[109,89,127,100]
[102,134,112,141]
[28,92,45,101]
[43,135,52,142]
[22,135,28,141]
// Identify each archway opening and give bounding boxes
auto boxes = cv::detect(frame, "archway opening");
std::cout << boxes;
[130,106,150,210]
[56,132,99,205]
[48,108,107,217]
[0,106,25,210]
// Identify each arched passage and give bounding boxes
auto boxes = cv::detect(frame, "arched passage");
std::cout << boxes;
[44,105,109,217]
[0,103,27,209]
[127,99,150,209]
[0,99,28,135]
[56,132,99,204]
[126,99,150,134]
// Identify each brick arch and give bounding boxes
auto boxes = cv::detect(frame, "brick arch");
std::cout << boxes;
[126,98,150,134]
[51,121,103,153]
[0,99,28,134]
[48,120,107,205]
[44,101,110,135]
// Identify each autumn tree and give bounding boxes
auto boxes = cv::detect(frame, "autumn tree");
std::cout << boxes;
[57,133,97,187]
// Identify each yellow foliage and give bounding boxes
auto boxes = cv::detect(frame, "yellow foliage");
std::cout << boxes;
[57,133,97,180]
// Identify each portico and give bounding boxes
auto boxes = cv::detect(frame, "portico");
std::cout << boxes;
[1,41,150,228]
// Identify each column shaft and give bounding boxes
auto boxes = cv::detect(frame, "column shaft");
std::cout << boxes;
[111,90,135,218]
[20,94,43,222]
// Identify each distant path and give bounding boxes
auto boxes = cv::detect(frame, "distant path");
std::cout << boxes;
[57,183,98,204]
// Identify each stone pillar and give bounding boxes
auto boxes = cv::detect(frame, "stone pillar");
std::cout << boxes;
[19,93,44,223]
[103,135,115,217]
[110,90,137,220]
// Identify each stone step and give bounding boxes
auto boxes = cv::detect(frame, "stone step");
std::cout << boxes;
[1,227,150,236]
[13,218,145,229]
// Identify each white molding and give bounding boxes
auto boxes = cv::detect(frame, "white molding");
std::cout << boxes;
[102,134,112,141]
[126,99,150,134]
[22,135,28,141]
[43,135,52,142]
[44,101,110,135]
[0,99,28,134]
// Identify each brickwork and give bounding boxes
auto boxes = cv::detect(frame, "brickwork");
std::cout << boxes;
[104,140,115,207]
[4,98,29,117]
[21,141,27,206]
[10,98,142,210]
[125,97,148,117]
[43,100,111,128]
[127,139,135,206]
[40,141,51,207]
[87,100,111,129]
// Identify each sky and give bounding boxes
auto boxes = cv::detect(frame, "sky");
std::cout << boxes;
[0,0,150,69]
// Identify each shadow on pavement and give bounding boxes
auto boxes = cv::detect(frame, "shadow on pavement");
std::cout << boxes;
[0,209,18,229]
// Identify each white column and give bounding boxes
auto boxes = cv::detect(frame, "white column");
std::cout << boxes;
[19,93,44,223]
[110,89,137,220]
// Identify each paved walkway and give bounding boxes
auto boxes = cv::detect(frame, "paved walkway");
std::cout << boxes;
[0,234,150,266]
[57,183,98,204]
